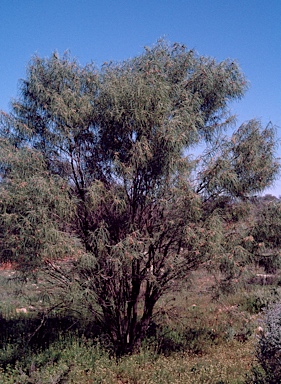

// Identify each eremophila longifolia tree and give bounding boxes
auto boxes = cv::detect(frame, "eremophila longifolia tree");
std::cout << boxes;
[0,41,279,354]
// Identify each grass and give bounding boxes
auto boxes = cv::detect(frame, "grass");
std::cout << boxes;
[0,337,255,383]
[0,265,279,383]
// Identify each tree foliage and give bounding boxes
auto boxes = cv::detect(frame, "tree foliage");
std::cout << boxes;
[0,40,279,354]
[197,120,279,200]
[0,138,75,273]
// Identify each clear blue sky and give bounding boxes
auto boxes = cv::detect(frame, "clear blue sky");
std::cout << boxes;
[0,0,280,194]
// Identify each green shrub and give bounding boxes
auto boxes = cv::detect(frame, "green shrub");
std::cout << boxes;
[240,287,279,314]
[146,323,221,356]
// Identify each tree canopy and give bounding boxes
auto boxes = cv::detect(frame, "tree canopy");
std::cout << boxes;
[0,40,279,354]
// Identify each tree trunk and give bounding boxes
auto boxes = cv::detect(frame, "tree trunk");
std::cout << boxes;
[125,282,159,354]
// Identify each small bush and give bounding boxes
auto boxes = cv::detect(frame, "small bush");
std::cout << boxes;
[249,303,281,383]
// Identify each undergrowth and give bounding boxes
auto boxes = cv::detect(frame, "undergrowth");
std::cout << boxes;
[0,268,279,383]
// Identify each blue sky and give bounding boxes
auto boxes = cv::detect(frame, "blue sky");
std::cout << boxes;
[0,0,280,194]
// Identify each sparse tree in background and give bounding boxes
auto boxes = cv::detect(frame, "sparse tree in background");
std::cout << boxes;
[0,41,279,354]
[251,200,281,273]
[198,121,281,293]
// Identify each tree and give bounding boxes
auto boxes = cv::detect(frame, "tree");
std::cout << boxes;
[0,136,75,274]
[251,200,281,273]
[0,40,279,354]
